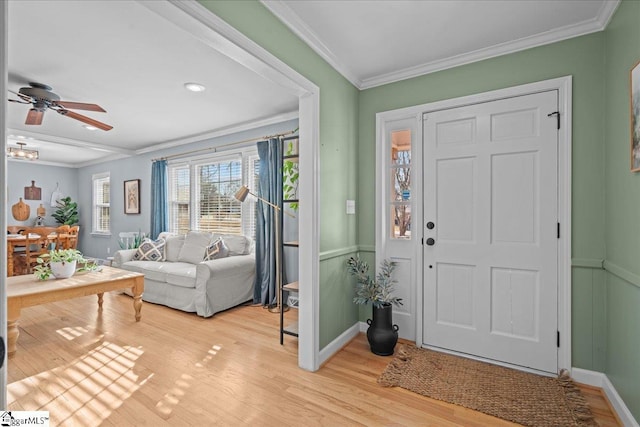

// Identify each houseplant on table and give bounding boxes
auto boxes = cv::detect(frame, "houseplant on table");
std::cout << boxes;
[34,249,98,280]
[347,255,403,356]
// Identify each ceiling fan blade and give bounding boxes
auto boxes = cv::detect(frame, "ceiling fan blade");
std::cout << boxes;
[9,89,32,103]
[55,101,106,112]
[57,109,113,131]
[25,109,44,125]
[9,98,30,104]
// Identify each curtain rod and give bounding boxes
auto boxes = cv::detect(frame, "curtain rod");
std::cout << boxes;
[151,129,298,162]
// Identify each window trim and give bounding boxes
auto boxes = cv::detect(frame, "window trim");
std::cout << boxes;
[92,172,111,235]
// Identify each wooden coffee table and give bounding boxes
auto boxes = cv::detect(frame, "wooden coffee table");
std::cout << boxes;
[6,266,144,356]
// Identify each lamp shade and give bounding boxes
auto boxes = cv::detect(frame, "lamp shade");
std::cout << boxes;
[234,185,250,202]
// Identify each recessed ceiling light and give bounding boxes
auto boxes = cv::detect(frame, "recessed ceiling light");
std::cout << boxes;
[184,82,206,92]
[83,125,98,131]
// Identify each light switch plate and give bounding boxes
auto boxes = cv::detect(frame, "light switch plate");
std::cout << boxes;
[346,199,355,215]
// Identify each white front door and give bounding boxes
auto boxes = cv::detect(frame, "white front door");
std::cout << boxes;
[422,90,559,373]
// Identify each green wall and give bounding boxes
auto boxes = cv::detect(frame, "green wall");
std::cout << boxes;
[198,1,360,348]
[359,32,608,369]
[603,0,640,419]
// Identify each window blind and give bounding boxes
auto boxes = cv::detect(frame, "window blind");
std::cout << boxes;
[168,150,256,238]
[92,172,110,233]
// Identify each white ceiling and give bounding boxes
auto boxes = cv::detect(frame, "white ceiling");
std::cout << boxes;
[7,0,299,167]
[263,0,620,89]
[6,0,621,167]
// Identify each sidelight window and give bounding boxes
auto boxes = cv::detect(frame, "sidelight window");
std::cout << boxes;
[390,129,411,239]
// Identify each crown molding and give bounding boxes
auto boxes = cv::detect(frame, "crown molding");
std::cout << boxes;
[260,0,362,88]
[263,0,620,90]
[7,111,299,168]
[360,0,620,89]
[134,110,299,155]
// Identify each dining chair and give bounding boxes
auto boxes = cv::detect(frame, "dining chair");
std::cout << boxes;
[15,234,50,275]
[66,225,79,249]
[45,225,72,250]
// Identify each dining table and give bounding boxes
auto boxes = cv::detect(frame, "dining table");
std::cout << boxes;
[6,233,71,277]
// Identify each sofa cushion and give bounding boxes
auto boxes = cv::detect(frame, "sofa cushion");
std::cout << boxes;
[165,264,198,288]
[122,261,196,288]
[121,260,169,281]
[213,234,252,255]
[133,238,166,261]
[204,237,229,261]
[164,234,185,262]
[178,231,212,264]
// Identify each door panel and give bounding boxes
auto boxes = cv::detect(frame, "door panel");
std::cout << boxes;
[423,90,558,373]
[437,157,476,242]
[492,152,537,244]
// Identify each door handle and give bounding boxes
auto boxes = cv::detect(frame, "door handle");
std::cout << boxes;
[426,221,435,230]
[426,238,435,246]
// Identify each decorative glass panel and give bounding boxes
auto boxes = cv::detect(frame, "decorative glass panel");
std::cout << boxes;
[390,129,411,239]
[391,205,411,239]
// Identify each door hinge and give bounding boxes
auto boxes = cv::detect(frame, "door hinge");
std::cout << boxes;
[557,222,560,239]
[548,111,560,130]
[557,331,560,348]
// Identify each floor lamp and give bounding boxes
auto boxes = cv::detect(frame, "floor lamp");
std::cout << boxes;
[234,185,292,314]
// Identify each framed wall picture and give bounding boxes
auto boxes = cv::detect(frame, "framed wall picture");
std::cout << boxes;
[631,59,640,172]
[124,179,141,214]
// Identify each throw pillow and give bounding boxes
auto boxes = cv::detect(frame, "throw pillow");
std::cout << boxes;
[204,237,229,261]
[133,238,166,261]
[164,234,185,262]
[214,234,253,255]
[178,231,213,264]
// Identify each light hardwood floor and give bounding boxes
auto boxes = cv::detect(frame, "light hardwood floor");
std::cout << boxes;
[7,292,621,426]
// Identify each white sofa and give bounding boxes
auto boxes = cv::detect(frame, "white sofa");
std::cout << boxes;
[113,231,255,317]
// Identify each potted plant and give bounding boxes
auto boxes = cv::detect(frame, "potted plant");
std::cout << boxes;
[34,249,98,280]
[118,231,148,249]
[52,196,79,225]
[347,255,403,356]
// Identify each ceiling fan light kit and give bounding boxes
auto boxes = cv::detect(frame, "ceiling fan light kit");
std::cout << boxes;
[8,82,113,131]
[7,142,39,161]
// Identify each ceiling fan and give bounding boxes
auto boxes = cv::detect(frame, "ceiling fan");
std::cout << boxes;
[8,82,113,131]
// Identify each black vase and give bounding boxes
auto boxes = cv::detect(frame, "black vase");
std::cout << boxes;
[366,303,399,356]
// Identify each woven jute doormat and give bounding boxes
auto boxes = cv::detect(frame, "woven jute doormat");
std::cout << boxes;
[378,345,597,427]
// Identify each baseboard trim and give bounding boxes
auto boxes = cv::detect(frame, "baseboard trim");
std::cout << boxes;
[318,322,360,367]
[359,320,368,332]
[572,368,639,427]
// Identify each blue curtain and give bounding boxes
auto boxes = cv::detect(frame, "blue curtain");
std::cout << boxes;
[254,138,283,305]
[150,159,168,239]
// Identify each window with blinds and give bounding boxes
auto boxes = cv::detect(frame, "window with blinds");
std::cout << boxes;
[92,172,110,234]
[168,150,258,238]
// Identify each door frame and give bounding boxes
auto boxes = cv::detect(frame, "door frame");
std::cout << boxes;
[376,76,572,372]
[0,0,7,410]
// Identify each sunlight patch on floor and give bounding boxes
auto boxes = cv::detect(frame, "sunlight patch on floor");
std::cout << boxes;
[56,326,89,340]
[155,344,222,419]
[8,341,150,425]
